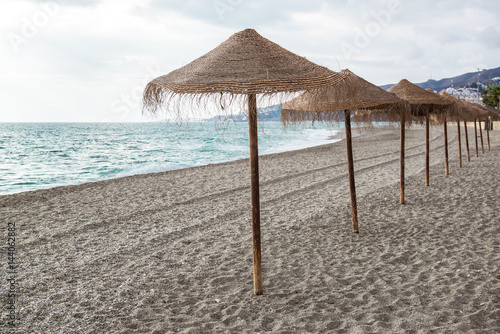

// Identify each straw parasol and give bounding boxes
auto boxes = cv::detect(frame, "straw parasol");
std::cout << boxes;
[439,93,484,162]
[387,80,452,186]
[474,105,486,155]
[281,69,407,123]
[282,69,409,231]
[460,101,489,157]
[439,91,472,167]
[424,88,462,176]
[468,102,499,153]
[479,104,500,150]
[481,104,500,120]
[142,29,350,295]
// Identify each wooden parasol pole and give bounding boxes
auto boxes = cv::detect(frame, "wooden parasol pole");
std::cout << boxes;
[457,120,462,167]
[344,109,359,233]
[400,110,405,204]
[443,117,449,175]
[425,114,430,186]
[486,119,491,151]
[464,121,470,161]
[479,119,484,154]
[247,93,263,295]
[474,119,479,157]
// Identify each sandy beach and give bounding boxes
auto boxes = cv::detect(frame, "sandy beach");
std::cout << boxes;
[1,125,499,333]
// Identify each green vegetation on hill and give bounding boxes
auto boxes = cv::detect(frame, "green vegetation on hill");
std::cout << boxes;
[481,85,500,109]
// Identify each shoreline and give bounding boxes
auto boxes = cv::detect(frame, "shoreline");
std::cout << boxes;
[1,127,498,333]
[0,124,389,198]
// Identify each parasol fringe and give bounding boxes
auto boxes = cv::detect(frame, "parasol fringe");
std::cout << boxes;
[281,70,412,127]
[143,81,308,124]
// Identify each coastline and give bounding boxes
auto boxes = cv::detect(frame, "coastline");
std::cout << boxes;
[0,124,392,199]
[0,121,348,197]
[1,126,498,333]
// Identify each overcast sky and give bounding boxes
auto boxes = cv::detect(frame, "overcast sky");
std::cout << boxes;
[1,0,499,122]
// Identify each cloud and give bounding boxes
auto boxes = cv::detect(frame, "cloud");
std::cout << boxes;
[147,0,332,28]
[1,0,500,121]
[0,0,233,121]
[477,25,500,48]
[27,0,100,4]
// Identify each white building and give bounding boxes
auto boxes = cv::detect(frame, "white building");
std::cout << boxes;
[445,87,482,104]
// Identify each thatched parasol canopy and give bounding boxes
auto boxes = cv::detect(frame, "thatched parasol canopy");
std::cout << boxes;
[438,90,476,167]
[438,91,484,122]
[282,69,410,229]
[388,79,452,117]
[481,104,500,120]
[466,102,497,119]
[476,104,498,151]
[439,91,469,114]
[388,80,453,186]
[142,28,351,296]
[143,28,349,117]
[460,100,489,121]
[421,89,463,124]
[420,89,460,176]
[281,69,409,124]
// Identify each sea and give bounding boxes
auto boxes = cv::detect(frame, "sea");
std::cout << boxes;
[0,121,351,196]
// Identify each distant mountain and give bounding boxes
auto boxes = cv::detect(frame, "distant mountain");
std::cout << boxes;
[381,66,500,91]
[205,104,282,122]
[206,66,500,122]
